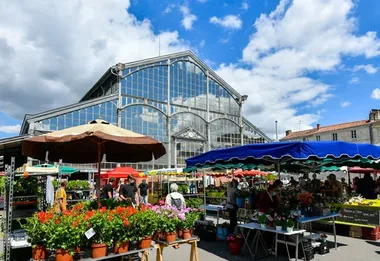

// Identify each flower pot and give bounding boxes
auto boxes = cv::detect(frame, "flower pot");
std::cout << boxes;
[229,241,242,255]
[322,238,327,243]
[182,229,192,240]
[114,241,129,254]
[276,226,282,232]
[91,243,107,258]
[74,246,81,254]
[260,223,266,229]
[286,227,293,233]
[139,236,152,249]
[32,245,47,260]
[165,232,177,243]
[236,197,245,208]
[177,229,183,238]
[55,249,73,261]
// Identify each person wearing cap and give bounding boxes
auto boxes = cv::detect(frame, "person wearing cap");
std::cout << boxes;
[119,175,139,206]
[54,180,67,213]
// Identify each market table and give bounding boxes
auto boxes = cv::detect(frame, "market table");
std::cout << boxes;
[155,237,200,261]
[199,204,226,225]
[239,222,306,261]
[297,213,340,250]
[73,246,153,261]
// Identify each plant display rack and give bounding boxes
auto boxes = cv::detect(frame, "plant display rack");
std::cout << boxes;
[3,157,60,261]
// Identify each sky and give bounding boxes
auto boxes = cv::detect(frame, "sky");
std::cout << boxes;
[1,0,380,140]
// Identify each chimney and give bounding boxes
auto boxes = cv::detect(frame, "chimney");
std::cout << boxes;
[369,109,380,122]
[317,124,320,130]
[285,130,292,136]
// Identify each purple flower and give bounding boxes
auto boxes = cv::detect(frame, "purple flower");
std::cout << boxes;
[178,213,186,221]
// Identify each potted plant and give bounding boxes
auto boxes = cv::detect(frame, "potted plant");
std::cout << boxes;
[110,206,137,254]
[182,209,200,239]
[257,213,267,228]
[129,209,158,248]
[45,211,78,261]
[274,215,283,231]
[285,219,295,232]
[22,212,53,260]
[226,233,243,255]
[161,213,179,243]
[320,234,328,243]
[84,208,114,258]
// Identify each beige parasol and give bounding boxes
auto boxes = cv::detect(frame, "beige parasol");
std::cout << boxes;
[22,119,166,200]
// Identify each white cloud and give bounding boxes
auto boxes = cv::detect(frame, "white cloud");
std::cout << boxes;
[242,2,249,10]
[0,124,21,134]
[0,0,189,119]
[199,40,205,48]
[371,88,380,100]
[217,0,380,138]
[180,6,197,30]
[210,15,242,30]
[163,5,173,14]
[140,107,159,123]
[349,76,360,84]
[352,64,378,74]
[340,101,351,107]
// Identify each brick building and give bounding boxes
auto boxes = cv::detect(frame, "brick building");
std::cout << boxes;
[280,109,380,145]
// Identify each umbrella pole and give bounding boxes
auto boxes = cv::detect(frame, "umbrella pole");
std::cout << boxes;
[97,143,101,206]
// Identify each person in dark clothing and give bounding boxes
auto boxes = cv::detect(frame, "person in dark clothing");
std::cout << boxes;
[258,185,278,213]
[353,177,360,192]
[138,179,149,205]
[101,177,115,199]
[120,175,139,206]
[309,174,321,193]
[357,173,377,199]
[321,180,333,197]
[226,179,238,234]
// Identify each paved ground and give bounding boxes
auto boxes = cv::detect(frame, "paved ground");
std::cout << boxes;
[150,235,379,261]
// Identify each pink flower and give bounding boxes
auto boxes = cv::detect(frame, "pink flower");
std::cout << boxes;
[178,213,186,221]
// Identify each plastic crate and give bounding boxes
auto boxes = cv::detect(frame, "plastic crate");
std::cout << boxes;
[362,227,380,240]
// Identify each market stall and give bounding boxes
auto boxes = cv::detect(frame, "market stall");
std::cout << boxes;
[185,141,380,258]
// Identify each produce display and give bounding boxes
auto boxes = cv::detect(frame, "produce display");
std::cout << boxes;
[22,202,202,260]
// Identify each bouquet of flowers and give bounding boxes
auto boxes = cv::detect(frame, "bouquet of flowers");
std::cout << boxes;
[226,233,243,242]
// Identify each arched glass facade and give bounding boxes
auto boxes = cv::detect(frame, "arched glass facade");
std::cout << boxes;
[29,52,270,170]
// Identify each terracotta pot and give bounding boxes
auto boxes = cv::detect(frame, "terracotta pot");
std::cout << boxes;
[182,229,192,240]
[32,245,47,260]
[55,249,73,261]
[177,229,183,238]
[139,236,152,249]
[114,241,129,254]
[91,243,107,258]
[74,246,81,254]
[165,232,176,243]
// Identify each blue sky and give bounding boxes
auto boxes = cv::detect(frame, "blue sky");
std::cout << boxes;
[1,0,380,139]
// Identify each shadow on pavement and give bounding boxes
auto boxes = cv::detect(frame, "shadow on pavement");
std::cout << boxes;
[366,241,380,247]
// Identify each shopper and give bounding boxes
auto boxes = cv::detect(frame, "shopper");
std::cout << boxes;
[357,173,377,199]
[258,185,278,213]
[341,178,349,195]
[54,180,67,213]
[138,179,149,205]
[101,177,116,199]
[120,175,139,206]
[165,183,186,209]
[226,179,238,234]
[309,174,321,193]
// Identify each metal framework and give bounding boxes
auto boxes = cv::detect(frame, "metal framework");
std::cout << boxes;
[3,157,60,261]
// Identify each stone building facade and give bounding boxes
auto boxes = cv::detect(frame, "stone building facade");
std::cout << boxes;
[280,109,380,145]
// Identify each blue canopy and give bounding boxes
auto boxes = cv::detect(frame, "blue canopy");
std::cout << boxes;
[185,141,380,169]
